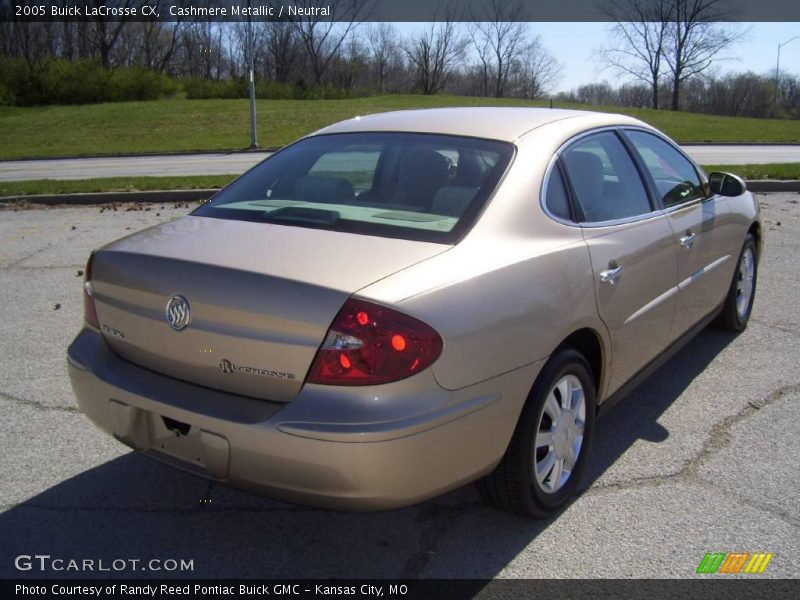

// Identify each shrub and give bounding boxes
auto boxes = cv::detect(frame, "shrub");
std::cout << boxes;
[181,77,247,99]
[0,58,180,105]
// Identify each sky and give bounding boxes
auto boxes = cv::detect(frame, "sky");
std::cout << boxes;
[396,22,800,93]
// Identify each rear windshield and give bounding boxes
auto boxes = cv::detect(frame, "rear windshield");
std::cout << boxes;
[192,132,514,243]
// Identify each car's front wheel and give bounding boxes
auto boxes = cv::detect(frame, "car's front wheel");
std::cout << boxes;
[477,349,596,518]
[715,233,758,332]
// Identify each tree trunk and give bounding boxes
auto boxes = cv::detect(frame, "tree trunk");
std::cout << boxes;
[671,76,680,111]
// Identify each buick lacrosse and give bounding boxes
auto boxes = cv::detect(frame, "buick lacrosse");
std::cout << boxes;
[68,108,760,517]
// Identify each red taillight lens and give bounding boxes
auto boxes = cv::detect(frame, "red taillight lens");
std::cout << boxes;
[83,252,100,329]
[306,298,443,386]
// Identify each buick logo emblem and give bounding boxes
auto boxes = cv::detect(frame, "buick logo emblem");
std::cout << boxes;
[219,359,234,374]
[165,295,191,331]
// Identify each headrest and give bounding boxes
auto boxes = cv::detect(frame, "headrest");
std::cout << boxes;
[431,186,480,217]
[292,175,354,204]
[563,151,605,219]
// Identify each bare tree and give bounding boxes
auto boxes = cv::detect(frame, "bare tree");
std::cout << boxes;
[664,0,744,110]
[511,35,561,99]
[404,8,467,95]
[331,34,370,93]
[85,0,136,67]
[367,23,400,93]
[577,81,616,105]
[600,0,743,111]
[265,22,301,83]
[468,0,529,98]
[120,16,185,73]
[598,0,674,109]
[288,0,372,85]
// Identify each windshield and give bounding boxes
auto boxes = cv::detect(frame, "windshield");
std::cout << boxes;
[192,132,514,244]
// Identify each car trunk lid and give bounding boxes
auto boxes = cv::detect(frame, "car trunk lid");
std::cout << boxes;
[89,215,448,402]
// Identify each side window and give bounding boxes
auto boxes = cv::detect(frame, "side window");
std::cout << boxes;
[561,131,651,223]
[625,130,704,208]
[544,163,572,221]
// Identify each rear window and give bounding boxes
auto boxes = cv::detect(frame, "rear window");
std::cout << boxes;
[193,132,514,243]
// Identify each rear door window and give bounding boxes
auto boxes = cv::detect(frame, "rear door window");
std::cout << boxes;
[561,131,652,223]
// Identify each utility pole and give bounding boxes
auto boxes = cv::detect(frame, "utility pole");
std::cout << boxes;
[247,0,259,149]
[774,36,800,118]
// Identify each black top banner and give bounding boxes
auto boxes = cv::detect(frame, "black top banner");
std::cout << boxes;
[3,0,800,23]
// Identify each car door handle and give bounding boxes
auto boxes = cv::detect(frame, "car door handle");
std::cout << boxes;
[680,232,696,249]
[600,264,623,285]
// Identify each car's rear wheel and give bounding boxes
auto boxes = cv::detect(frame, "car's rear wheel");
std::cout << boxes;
[714,233,758,332]
[477,349,596,518]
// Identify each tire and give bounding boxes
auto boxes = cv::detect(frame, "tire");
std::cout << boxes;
[714,233,758,332]
[477,348,596,518]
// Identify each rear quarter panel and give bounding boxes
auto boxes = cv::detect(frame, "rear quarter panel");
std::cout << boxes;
[358,133,611,393]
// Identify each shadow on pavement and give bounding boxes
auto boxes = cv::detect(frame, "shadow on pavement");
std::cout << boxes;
[0,329,737,579]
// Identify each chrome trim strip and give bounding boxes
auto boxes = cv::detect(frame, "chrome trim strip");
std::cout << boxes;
[624,286,679,325]
[579,210,666,229]
[678,254,731,290]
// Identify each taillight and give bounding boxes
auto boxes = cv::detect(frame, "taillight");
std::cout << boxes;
[83,252,100,329]
[306,298,443,386]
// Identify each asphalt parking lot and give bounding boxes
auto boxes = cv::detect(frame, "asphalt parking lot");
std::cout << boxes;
[0,194,798,579]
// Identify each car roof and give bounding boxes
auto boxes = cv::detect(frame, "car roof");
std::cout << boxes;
[312,107,649,143]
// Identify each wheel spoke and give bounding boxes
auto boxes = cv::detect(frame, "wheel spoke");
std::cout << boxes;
[536,429,554,449]
[562,445,576,472]
[535,451,555,486]
[556,378,571,412]
[544,391,561,421]
[549,457,564,489]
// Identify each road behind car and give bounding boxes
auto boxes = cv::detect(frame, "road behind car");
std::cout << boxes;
[0,195,798,578]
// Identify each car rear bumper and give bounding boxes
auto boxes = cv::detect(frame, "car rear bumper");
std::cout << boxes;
[67,328,541,510]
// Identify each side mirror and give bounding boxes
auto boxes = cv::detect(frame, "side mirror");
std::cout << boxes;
[708,172,747,197]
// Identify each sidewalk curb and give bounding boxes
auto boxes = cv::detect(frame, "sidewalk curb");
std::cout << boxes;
[1,181,798,206]
[0,189,218,205]
[747,181,800,193]
[2,149,280,162]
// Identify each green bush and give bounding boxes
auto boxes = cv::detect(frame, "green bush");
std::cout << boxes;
[0,56,374,106]
[0,57,180,106]
[181,77,247,99]
[181,77,370,101]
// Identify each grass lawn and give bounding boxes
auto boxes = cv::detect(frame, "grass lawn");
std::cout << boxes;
[1,95,799,160]
[2,163,797,197]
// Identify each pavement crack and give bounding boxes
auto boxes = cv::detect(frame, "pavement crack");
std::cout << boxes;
[682,382,800,477]
[4,230,85,269]
[400,500,474,578]
[693,479,800,528]
[0,390,80,414]
[587,472,686,493]
[588,383,800,527]
[750,318,800,338]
